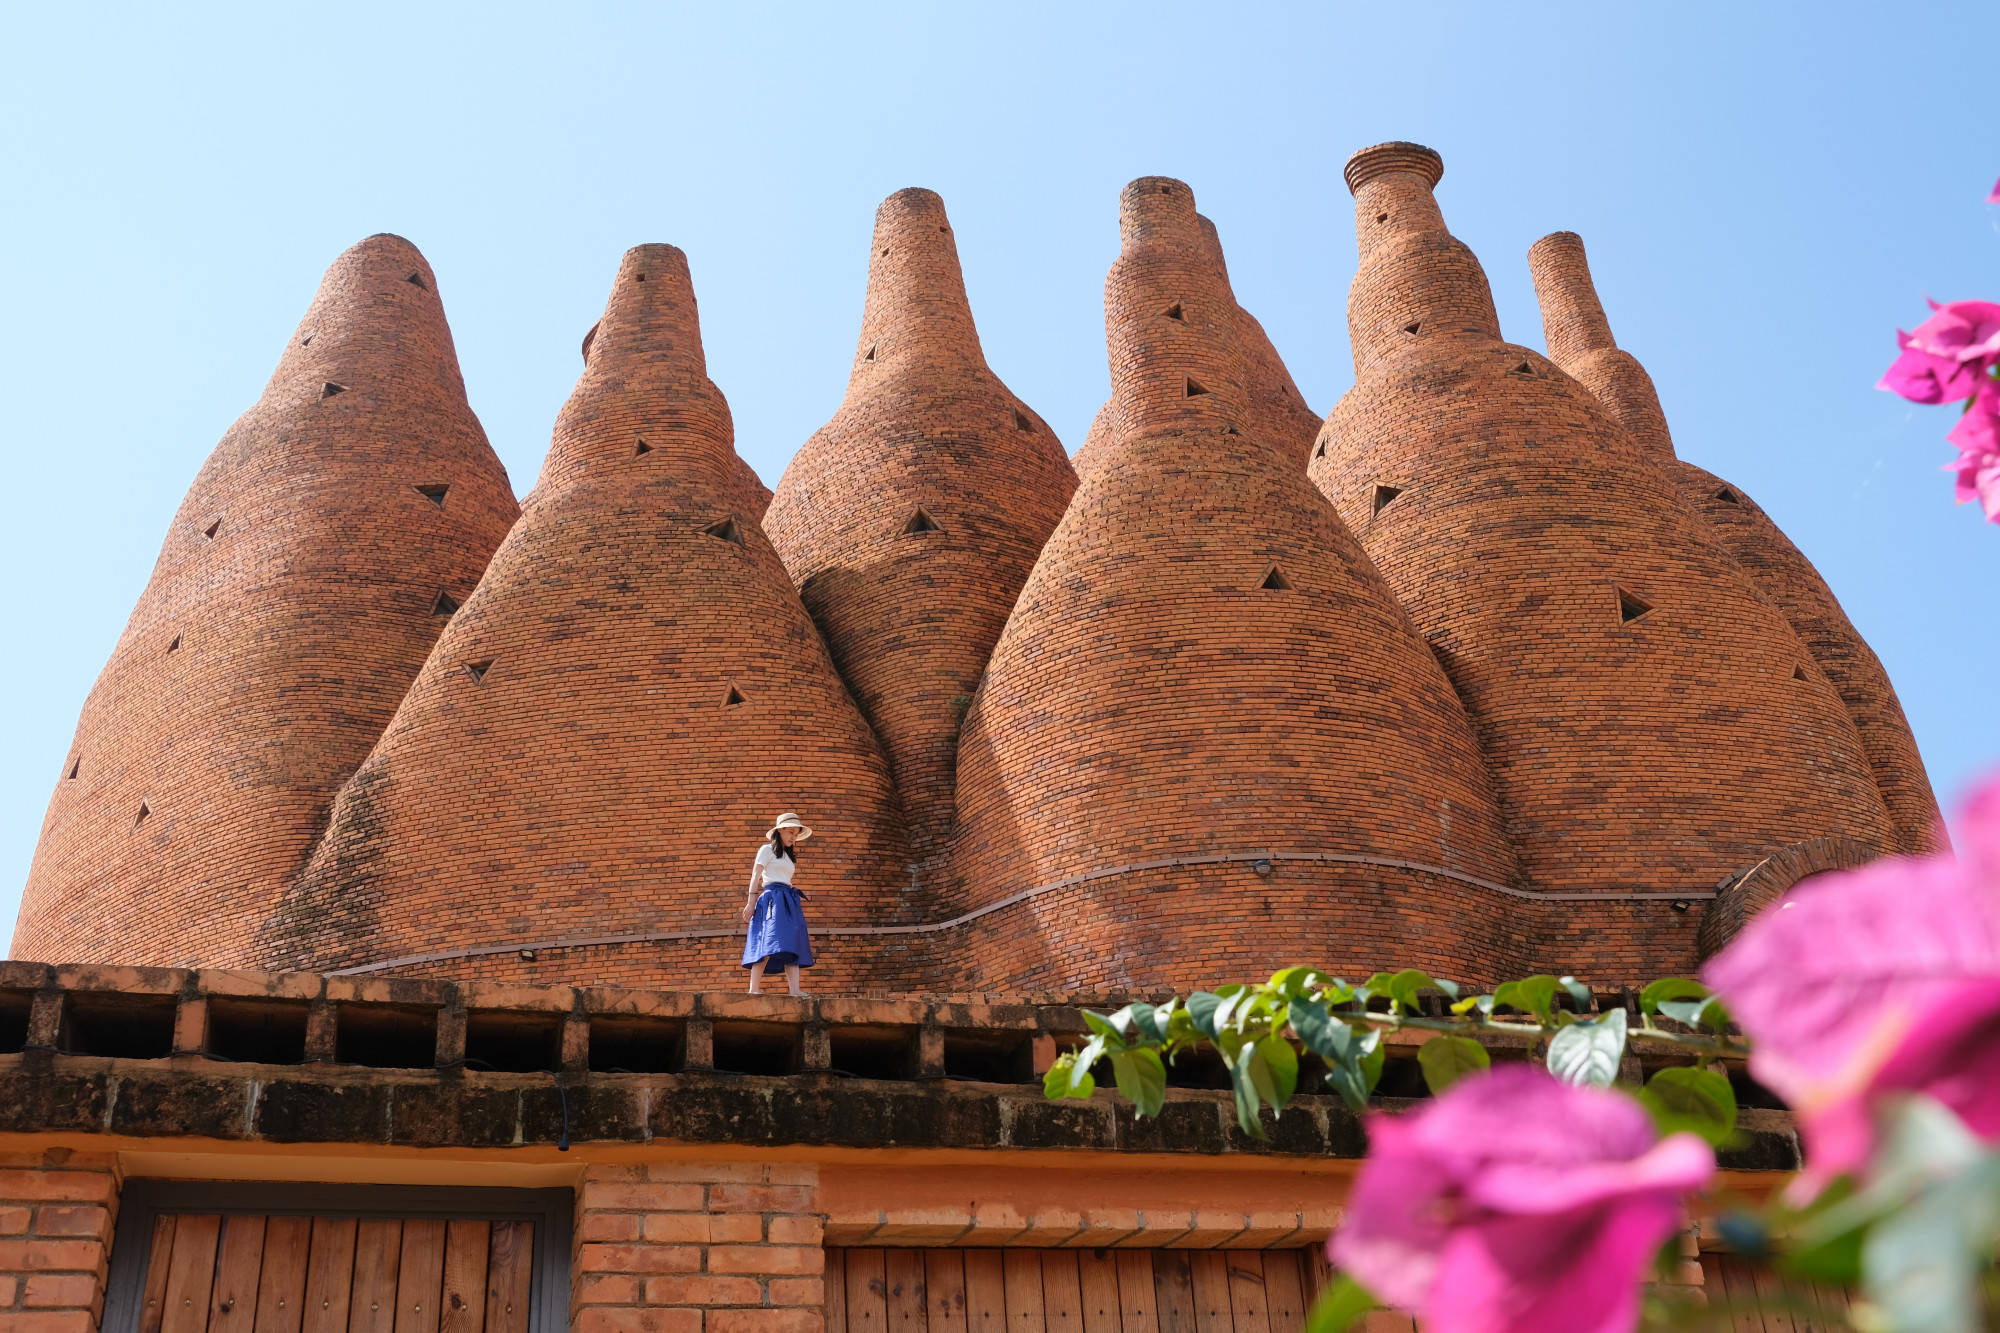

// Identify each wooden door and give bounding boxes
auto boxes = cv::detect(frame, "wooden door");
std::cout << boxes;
[131,1212,535,1333]
[826,1249,1319,1333]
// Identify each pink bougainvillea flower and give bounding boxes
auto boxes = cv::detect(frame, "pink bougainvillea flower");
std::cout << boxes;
[1705,771,2000,1190]
[1330,1065,1714,1333]
[1989,178,1999,204]
[1908,299,2000,369]
[1946,382,2000,521]
[1948,446,2000,522]
[1879,327,1985,403]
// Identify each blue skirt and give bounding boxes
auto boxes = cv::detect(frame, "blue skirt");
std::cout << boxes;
[742,882,813,972]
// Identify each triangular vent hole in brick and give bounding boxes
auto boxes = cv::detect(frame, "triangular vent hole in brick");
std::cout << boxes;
[1013,409,1033,431]
[203,518,221,539]
[1793,664,1810,682]
[465,659,493,683]
[1511,362,1535,377]
[863,344,876,362]
[405,272,427,290]
[415,483,449,508]
[167,634,181,654]
[1617,587,1652,624]
[725,684,746,707]
[1716,487,1740,504]
[135,802,150,828]
[1404,321,1422,335]
[905,509,941,535]
[321,381,346,399]
[1165,301,1185,322]
[635,439,652,456]
[1315,439,1327,459]
[1373,484,1404,516]
[1224,425,1240,435]
[66,757,79,781]
[1185,377,1209,397]
[704,517,744,545]
[1259,565,1293,591]
[433,591,461,616]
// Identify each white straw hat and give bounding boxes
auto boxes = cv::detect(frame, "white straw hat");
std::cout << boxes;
[766,812,813,840]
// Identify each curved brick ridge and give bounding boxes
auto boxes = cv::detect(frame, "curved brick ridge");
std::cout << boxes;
[14,235,519,968]
[1073,213,1314,482]
[951,177,1518,986]
[259,245,910,977]
[1526,231,1942,857]
[1313,144,1894,896]
[765,189,1076,872]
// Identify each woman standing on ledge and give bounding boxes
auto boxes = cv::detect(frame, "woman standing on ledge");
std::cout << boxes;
[741,813,813,995]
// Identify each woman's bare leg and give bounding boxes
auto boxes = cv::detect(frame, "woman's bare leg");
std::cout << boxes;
[747,962,765,995]
[784,964,803,996]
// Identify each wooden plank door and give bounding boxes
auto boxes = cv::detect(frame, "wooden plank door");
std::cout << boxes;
[121,1212,537,1333]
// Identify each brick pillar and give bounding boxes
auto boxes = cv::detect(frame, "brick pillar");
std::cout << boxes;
[574,1163,825,1333]
[0,1150,121,1333]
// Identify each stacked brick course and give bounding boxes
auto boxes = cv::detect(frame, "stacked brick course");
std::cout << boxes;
[1310,143,1896,898]
[765,189,1076,876]
[257,245,909,977]
[0,1151,119,1333]
[14,236,519,969]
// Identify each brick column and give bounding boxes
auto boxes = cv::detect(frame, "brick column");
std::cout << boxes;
[0,1150,121,1333]
[574,1163,824,1333]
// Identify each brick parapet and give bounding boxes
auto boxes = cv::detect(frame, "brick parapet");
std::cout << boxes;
[0,1149,119,1333]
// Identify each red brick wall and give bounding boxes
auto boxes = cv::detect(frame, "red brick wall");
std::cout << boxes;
[14,236,519,970]
[261,245,909,978]
[765,189,1076,875]
[574,1163,823,1333]
[0,1151,119,1333]
[1311,143,1895,897]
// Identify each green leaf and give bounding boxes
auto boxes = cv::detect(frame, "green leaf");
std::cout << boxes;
[1070,1035,1107,1094]
[1493,975,1559,1023]
[1302,1275,1378,1333]
[1416,1035,1490,1095]
[1116,1002,1166,1045]
[1638,977,1710,1017]
[1110,1047,1167,1119]
[1546,1008,1627,1087]
[1451,994,1495,1017]
[1432,977,1460,999]
[1860,1149,2000,1333]
[1227,1045,1266,1138]
[1558,975,1592,1009]
[1044,1053,1093,1100]
[1288,998,1354,1064]
[1359,1033,1386,1093]
[1385,969,1438,1011]
[1255,1034,1299,1106]
[1270,967,1328,999]
[1636,1066,1737,1145]
[1185,992,1224,1038]
[1082,1010,1126,1044]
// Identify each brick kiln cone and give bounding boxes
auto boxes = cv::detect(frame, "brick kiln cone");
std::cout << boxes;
[765,189,1076,874]
[951,177,1520,991]
[1312,144,1893,921]
[259,245,910,981]
[13,235,520,967]
[1528,231,1943,856]
[1072,213,1315,482]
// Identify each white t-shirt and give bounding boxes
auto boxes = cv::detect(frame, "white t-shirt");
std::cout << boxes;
[753,844,796,888]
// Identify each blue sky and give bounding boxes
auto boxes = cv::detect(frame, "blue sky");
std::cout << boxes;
[2,3,1993,942]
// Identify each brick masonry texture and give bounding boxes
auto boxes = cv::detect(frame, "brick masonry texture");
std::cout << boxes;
[12,153,1944,991]
[255,245,910,977]
[12,236,520,971]
[1309,143,1898,898]
[0,1150,119,1333]
[764,189,1077,877]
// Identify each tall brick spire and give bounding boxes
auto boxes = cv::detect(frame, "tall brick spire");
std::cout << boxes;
[952,177,1519,991]
[765,189,1075,875]
[262,245,910,976]
[1313,144,1895,897]
[1530,231,1944,855]
[14,235,520,966]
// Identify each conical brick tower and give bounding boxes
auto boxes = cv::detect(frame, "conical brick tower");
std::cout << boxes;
[1312,144,1894,910]
[1072,214,1315,482]
[765,189,1076,874]
[952,177,1520,991]
[262,245,910,980]
[13,235,520,966]
[1527,230,1944,856]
